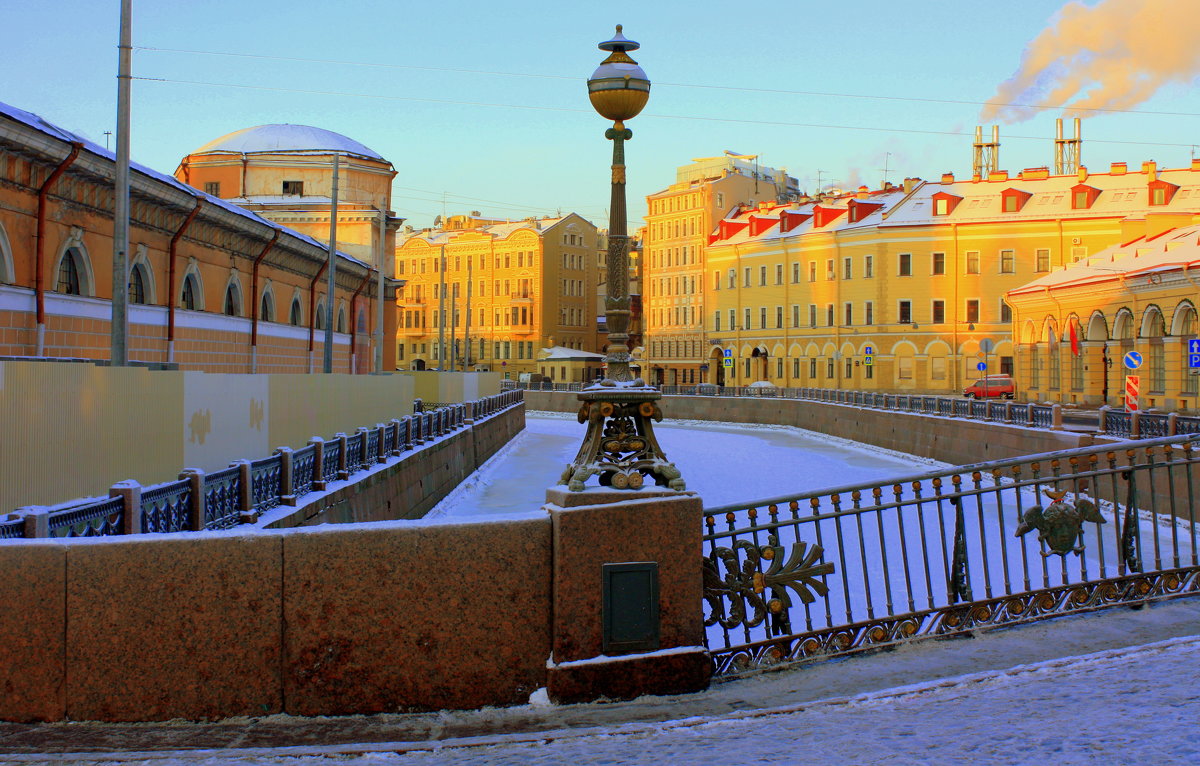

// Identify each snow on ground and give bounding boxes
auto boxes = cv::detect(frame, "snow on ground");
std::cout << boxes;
[425,412,946,519]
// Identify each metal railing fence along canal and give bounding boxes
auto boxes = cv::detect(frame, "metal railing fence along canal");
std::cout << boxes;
[701,434,1200,678]
[3,390,524,539]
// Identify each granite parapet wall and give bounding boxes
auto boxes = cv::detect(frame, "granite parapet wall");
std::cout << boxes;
[524,391,1095,465]
[0,515,552,722]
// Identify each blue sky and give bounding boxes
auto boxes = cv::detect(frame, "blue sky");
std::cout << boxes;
[6,1,1200,230]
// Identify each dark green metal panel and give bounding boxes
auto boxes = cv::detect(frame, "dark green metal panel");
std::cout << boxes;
[602,562,660,653]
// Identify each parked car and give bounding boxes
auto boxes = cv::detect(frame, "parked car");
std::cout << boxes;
[964,375,1014,399]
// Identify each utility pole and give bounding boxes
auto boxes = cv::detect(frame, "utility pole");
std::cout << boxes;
[437,244,446,369]
[374,209,385,373]
[465,256,472,371]
[450,293,457,373]
[323,153,339,373]
[111,0,132,366]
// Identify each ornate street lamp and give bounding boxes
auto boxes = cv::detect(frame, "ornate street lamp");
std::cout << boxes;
[559,26,685,492]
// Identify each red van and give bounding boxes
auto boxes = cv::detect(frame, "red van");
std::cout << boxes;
[963,374,1014,399]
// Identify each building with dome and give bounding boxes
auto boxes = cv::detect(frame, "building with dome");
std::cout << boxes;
[175,125,399,268]
[0,100,399,373]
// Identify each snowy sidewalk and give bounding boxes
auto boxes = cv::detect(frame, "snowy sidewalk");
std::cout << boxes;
[3,596,1198,764]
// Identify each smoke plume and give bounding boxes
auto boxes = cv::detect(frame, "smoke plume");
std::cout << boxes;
[982,0,1200,123]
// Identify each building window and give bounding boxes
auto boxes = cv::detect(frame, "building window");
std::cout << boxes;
[282,181,303,195]
[760,265,767,286]
[999,300,1012,324]
[826,304,834,326]
[792,262,800,283]
[290,298,302,326]
[844,303,853,326]
[1003,195,1018,212]
[931,356,947,380]
[808,262,817,282]
[864,255,874,278]
[792,305,799,328]
[1000,249,1014,273]
[932,300,945,324]
[128,264,146,305]
[744,267,751,288]
[842,257,852,280]
[776,306,783,328]
[898,356,914,379]
[204,181,220,196]
[224,284,241,316]
[793,358,800,378]
[809,358,817,378]
[337,308,346,334]
[932,252,945,275]
[827,359,835,378]
[56,249,82,295]
[315,304,325,330]
[865,302,873,325]
[259,292,273,322]
[826,259,835,280]
[775,263,783,284]
[1072,190,1089,209]
[714,311,721,332]
[1036,249,1050,272]
[965,251,980,274]
[898,300,912,324]
[966,299,980,324]
[181,274,199,310]
[809,304,817,328]
[933,198,948,216]
[1152,187,1167,206]
[714,271,721,290]
[898,253,912,276]
[729,309,736,329]
[744,308,751,330]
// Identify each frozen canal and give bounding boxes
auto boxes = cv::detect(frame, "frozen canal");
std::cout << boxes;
[426,411,945,519]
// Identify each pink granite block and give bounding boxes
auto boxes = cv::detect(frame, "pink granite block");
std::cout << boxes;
[548,493,705,664]
[283,518,552,715]
[66,535,283,721]
[0,543,66,722]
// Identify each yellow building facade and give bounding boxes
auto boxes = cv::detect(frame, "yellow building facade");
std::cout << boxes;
[394,214,599,378]
[642,155,796,386]
[176,125,399,268]
[1007,219,1200,411]
[702,161,1200,395]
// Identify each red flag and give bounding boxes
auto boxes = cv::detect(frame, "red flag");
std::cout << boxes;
[1069,322,1080,357]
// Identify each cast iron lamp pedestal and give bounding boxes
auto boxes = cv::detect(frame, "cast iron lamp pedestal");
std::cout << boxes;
[559,26,684,493]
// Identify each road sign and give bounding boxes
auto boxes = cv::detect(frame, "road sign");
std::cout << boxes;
[722,348,733,358]
[1123,351,1143,370]
[980,338,995,353]
[1190,351,1200,369]
[864,356,872,366]
[1125,375,1140,412]
[1190,339,1200,356]
[976,362,987,372]
[864,345,874,355]
[722,358,732,368]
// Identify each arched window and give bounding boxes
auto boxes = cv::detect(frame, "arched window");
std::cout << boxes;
[356,308,367,333]
[315,303,326,331]
[224,283,241,316]
[181,274,199,310]
[259,291,274,323]
[56,248,82,294]
[1179,306,1198,395]
[289,297,302,327]
[337,307,346,334]
[0,220,14,284]
[128,264,147,305]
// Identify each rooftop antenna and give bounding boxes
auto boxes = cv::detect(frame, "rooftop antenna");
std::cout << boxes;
[1054,118,1081,175]
[879,152,892,188]
[103,131,112,151]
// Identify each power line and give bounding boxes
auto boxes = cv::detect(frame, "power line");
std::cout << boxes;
[132,75,1200,150]
[135,44,1200,118]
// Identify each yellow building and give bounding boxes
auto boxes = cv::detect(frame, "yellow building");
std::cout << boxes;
[1007,220,1200,411]
[395,214,599,378]
[176,125,399,268]
[642,154,796,385]
[702,160,1200,395]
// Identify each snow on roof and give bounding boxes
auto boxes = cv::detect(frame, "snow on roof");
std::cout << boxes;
[400,216,579,245]
[1008,224,1200,296]
[539,346,606,360]
[190,124,385,161]
[710,190,907,246]
[0,100,371,271]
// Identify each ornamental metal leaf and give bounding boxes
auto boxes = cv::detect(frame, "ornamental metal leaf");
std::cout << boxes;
[1015,489,1106,556]
[703,534,834,635]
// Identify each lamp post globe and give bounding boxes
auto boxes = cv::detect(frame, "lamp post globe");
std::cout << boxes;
[587,25,650,123]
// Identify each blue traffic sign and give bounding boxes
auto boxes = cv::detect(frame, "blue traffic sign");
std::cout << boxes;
[1124,351,1143,370]
[1191,353,1200,369]
[722,348,733,358]
[1190,339,1200,356]
[864,345,873,355]
[976,362,987,371]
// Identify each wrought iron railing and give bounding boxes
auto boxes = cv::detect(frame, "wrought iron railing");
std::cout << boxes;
[4,389,525,539]
[140,480,192,534]
[701,434,1200,679]
[47,496,125,538]
[203,466,242,530]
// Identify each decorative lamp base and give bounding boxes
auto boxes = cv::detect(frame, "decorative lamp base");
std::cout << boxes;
[559,384,686,492]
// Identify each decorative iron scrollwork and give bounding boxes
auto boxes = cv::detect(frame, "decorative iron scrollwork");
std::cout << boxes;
[560,396,684,491]
[1015,489,1105,556]
[703,535,833,635]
